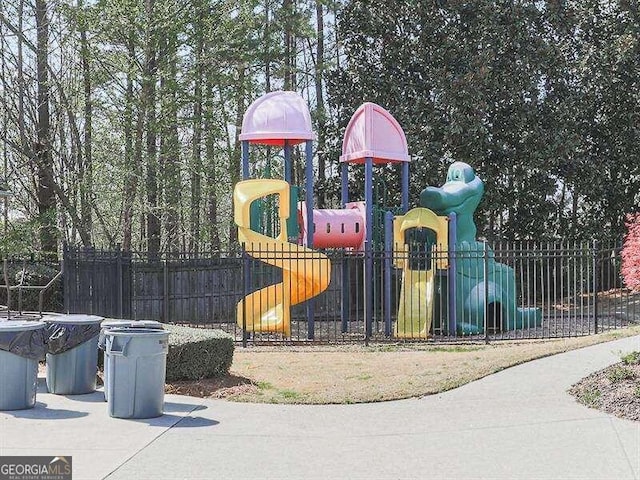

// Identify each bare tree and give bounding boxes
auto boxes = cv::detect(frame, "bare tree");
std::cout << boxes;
[35,0,57,253]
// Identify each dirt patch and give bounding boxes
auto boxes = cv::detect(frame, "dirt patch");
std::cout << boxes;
[569,354,640,422]
[165,375,257,399]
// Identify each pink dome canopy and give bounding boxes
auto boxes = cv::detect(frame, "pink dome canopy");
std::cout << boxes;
[239,91,315,146]
[339,103,410,164]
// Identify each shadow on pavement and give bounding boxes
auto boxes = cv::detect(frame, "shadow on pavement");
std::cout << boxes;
[61,392,107,403]
[164,401,207,413]
[2,402,89,420]
[128,414,219,428]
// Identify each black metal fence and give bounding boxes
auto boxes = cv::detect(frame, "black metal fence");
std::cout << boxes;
[0,256,63,314]
[63,242,639,343]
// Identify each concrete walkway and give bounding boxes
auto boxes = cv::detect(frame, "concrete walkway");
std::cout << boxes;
[1,336,639,480]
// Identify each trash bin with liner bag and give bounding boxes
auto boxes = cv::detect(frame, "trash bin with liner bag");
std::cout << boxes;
[0,321,46,410]
[44,314,104,395]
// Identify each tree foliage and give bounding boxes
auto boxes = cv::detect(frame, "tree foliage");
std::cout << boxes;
[328,0,640,242]
[0,0,639,257]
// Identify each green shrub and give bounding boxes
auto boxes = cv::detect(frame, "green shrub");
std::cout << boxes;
[606,365,635,383]
[621,351,640,365]
[578,387,602,407]
[164,324,234,381]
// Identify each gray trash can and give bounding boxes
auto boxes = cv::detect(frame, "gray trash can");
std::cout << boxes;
[105,328,170,419]
[0,321,46,410]
[45,314,104,395]
[99,320,163,400]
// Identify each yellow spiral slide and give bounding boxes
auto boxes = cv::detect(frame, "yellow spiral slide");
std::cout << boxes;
[234,179,331,337]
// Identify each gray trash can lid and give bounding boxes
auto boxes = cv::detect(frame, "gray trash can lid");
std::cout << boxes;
[105,328,169,338]
[101,320,163,329]
[0,321,46,332]
[44,314,104,325]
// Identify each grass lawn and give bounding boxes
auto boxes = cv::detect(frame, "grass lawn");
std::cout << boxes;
[165,325,640,404]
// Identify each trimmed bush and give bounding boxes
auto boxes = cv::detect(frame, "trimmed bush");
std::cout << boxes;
[164,324,234,381]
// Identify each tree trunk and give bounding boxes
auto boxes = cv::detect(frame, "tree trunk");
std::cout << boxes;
[35,0,57,254]
[189,5,204,252]
[122,33,138,251]
[159,30,180,253]
[228,64,246,247]
[314,0,326,208]
[205,80,220,253]
[264,0,271,92]
[16,0,29,160]
[143,0,160,256]
[283,0,295,90]
[78,0,92,244]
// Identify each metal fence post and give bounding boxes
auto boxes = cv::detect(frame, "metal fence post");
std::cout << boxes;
[384,211,393,337]
[593,239,599,334]
[242,249,248,348]
[448,212,457,336]
[90,247,95,315]
[163,256,169,323]
[116,244,123,319]
[62,244,68,314]
[483,242,489,344]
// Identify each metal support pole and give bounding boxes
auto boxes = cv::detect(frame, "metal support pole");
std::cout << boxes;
[593,240,599,334]
[341,162,349,207]
[284,140,292,184]
[117,244,123,319]
[163,257,169,323]
[483,242,489,344]
[341,258,350,333]
[401,161,410,214]
[384,211,394,336]
[242,250,250,347]
[364,157,374,342]
[305,140,315,339]
[448,212,457,336]
[241,141,250,180]
[340,162,350,333]
[305,141,314,247]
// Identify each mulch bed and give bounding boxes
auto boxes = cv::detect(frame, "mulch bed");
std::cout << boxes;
[164,374,257,399]
[569,360,640,422]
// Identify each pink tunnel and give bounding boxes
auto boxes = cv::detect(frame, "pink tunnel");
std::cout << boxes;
[300,202,366,251]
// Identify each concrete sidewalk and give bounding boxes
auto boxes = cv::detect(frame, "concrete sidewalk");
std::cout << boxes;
[1,336,639,480]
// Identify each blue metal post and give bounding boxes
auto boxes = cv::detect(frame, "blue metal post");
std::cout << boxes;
[448,212,457,336]
[364,158,374,341]
[341,258,349,333]
[305,141,314,247]
[241,140,251,344]
[341,162,349,207]
[284,140,292,184]
[241,141,250,180]
[384,211,394,336]
[401,161,410,213]
[340,161,350,333]
[305,140,315,339]
[242,251,251,345]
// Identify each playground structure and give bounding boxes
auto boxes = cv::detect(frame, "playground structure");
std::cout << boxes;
[234,91,542,340]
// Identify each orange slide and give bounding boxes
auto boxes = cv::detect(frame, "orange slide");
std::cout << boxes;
[234,179,331,337]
